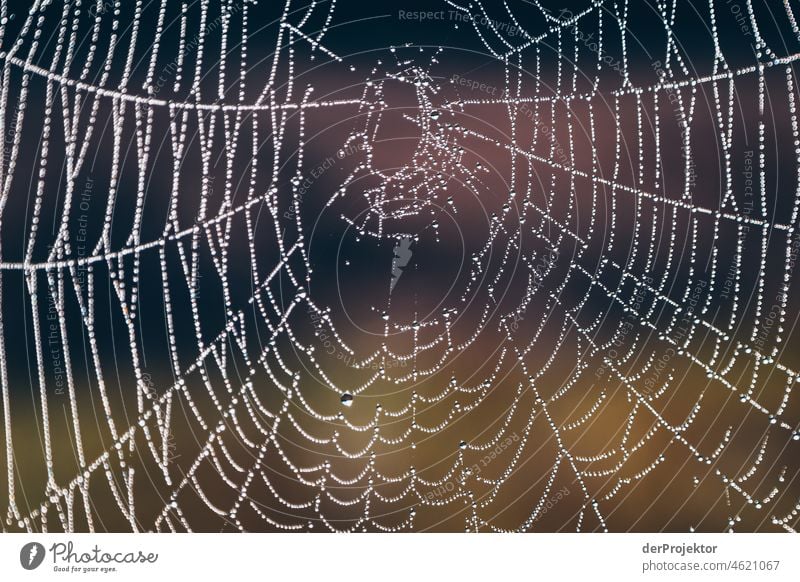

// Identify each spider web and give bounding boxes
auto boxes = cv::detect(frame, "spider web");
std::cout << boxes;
[1,0,800,532]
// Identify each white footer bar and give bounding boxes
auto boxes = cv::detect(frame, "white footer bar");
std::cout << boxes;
[0,533,797,581]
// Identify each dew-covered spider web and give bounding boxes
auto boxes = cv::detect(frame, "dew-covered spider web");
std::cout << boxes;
[1,0,800,532]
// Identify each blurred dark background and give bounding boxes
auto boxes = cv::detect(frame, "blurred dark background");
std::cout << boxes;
[0,0,798,532]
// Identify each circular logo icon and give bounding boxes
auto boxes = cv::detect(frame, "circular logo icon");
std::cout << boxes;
[20,542,46,570]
